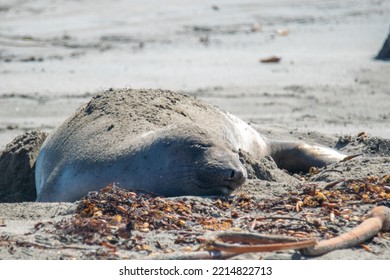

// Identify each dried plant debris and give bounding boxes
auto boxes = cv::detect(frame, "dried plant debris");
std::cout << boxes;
[38,174,390,257]
[260,55,281,63]
[254,174,390,238]
[52,185,259,246]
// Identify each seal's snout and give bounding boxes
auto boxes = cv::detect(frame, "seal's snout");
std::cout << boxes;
[219,165,247,194]
[227,167,246,183]
[204,148,248,193]
[196,147,247,195]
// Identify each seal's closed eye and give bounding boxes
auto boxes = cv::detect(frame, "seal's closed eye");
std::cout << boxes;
[191,143,211,150]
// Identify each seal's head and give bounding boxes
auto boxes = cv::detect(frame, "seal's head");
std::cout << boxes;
[141,124,247,197]
[36,124,248,202]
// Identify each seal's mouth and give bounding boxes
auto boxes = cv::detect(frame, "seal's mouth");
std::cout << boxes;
[217,185,237,195]
[197,184,239,196]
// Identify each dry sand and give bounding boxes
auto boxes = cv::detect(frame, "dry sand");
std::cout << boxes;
[0,0,389,260]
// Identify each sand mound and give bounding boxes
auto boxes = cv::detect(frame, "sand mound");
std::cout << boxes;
[0,131,47,202]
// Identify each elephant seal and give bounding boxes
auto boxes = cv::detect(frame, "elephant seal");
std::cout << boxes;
[35,88,346,202]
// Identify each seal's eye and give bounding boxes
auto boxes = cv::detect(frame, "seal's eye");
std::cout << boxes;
[191,143,210,150]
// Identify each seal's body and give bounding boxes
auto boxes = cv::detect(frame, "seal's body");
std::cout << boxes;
[35,89,345,202]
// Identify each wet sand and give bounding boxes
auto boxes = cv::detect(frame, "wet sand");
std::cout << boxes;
[1,0,390,147]
[0,0,389,259]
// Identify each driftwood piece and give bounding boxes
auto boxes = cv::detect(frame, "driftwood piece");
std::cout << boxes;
[301,206,390,256]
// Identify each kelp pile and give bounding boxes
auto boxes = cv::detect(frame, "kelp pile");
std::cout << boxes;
[51,174,390,253]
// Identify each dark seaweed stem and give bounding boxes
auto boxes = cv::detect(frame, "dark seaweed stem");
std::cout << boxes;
[206,232,317,253]
[301,206,390,256]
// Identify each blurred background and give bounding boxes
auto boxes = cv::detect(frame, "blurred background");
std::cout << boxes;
[0,0,389,148]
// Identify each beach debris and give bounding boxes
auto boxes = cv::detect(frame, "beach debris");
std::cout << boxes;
[170,203,390,258]
[357,131,369,141]
[309,167,319,175]
[211,5,220,11]
[260,56,281,63]
[301,206,390,256]
[53,185,255,248]
[301,174,390,208]
[199,36,209,44]
[145,250,238,260]
[276,28,289,36]
[43,173,390,258]
[0,218,5,227]
[204,231,317,254]
[6,124,18,130]
[340,153,362,162]
[251,22,262,32]
[145,232,317,260]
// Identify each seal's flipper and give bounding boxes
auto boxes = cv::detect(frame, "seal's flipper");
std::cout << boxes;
[268,141,347,173]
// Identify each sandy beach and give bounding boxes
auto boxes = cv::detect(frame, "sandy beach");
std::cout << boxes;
[0,0,389,260]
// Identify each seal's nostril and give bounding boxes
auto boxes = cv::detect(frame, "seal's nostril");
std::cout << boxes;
[228,168,245,182]
[230,170,236,179]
